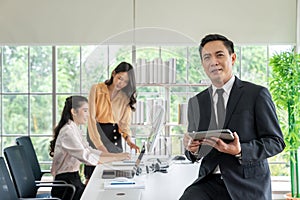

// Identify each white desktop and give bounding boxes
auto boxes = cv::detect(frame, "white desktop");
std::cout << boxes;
[80,104,200,200]
[80,155,200,200]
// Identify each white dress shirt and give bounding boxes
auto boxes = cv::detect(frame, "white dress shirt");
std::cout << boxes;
[211,76,235,125]
[211,75,235,174]
[51,120,102,177]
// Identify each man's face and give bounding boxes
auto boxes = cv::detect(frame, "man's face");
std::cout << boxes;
[201,40,236,87]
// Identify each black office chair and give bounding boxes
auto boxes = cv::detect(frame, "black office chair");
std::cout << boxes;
[16,136,51,181]
[0,156,61,200]
[4,145,75,199]
[0,156,20,199]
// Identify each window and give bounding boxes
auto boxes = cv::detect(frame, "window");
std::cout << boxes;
[0,44,293,176]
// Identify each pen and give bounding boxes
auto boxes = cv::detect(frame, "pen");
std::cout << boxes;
[110,182,135,185]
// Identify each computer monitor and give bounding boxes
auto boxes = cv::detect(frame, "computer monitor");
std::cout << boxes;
[146,104,165,154]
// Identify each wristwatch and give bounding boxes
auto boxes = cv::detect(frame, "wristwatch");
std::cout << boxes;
[191,151,199,157]
[235,152,242,158]
[235,151,242,164]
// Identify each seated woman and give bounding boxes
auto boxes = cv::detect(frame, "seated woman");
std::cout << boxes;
[49,96,130,200]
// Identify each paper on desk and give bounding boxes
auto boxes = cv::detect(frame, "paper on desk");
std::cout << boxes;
[104,180,145,190]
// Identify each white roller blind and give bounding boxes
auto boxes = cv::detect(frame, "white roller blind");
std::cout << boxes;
[0,0,297,45]
[135,0,297,45]
[0,0,134,45]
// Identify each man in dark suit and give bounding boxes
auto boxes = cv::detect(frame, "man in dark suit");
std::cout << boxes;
[180,34,285,200]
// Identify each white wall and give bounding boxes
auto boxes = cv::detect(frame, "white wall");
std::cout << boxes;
[0,0,297,45]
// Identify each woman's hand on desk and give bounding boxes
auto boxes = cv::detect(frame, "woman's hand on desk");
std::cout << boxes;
[98,152,131,164]
[127,140,140,153]
[124,135,140,153]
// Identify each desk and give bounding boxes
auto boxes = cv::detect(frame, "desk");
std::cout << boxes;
[81,159,200,200]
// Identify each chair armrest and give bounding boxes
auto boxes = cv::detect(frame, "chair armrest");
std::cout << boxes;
[36,183,75,200]
[35,180,67,184]
[20,198,60,200]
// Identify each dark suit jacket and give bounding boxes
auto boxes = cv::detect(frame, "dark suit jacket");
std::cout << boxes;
[185,77,285,200]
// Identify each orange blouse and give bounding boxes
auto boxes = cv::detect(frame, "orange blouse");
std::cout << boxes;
[87,82,132,149]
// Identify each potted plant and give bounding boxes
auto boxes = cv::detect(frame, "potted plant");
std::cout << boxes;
[269,49,300,199]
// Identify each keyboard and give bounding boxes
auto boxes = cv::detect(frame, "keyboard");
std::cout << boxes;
[115,170,135,178]
[102,169,135,179]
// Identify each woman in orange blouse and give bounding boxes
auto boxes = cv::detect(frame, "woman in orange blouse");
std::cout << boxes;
[84,62,140,181]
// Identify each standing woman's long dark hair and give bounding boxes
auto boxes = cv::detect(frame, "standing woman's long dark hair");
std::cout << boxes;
[105,62,137,111]
[49,96,88,157]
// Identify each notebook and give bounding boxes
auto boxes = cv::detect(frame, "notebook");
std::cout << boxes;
[101,145,145,179]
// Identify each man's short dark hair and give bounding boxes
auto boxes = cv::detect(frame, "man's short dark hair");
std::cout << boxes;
[199,34,235,59]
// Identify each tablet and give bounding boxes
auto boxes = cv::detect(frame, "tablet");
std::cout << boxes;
[188,129,234,140]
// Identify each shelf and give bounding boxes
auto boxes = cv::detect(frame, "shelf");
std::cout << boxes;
[166,122,187,126]
[137,83,210,87]
[131,122,187,126]
[131,123,151,127]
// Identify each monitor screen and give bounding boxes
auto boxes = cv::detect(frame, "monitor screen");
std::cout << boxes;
[146,104,165,154]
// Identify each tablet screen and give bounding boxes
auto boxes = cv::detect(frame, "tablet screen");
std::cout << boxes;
[188,129,234,140]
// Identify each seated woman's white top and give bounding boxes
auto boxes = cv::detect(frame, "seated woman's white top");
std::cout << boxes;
[51,120,101,176]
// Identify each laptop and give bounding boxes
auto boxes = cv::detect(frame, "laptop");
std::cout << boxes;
[101,145,145,179]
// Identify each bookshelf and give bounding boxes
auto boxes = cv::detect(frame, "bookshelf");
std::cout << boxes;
[131,58,210,154]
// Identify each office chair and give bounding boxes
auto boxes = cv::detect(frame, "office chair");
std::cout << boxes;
[0,156,61,200]
[4,145,75,199]
[0,156,20,199]
[16,136,51,181]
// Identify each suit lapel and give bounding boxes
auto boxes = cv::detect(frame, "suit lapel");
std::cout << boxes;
[197,86,216,131]
[224,77,244,126]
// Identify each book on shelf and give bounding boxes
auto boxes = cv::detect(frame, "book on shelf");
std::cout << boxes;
[134,57,176,84]
[162,61,169,84]
[153,58,161,83]
[146,98,164,125]
[141,59,147,84]
[131,98,164,125]
[169,58,176,84]
[132,100,145,125]
[149,60,154,84]
[139,101,144,125]
[178,103,188,125]
[135,59,141,84]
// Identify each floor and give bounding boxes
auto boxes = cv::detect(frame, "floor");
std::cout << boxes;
[272,176,290,200]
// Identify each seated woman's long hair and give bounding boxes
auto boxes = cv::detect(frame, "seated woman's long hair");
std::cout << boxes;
[49,96,88,157]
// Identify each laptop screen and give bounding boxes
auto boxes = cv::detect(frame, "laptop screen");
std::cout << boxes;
[133,145,145,174]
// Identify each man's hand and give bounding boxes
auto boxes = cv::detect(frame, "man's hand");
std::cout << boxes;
[200,132,241,155]
[183,133,201,154]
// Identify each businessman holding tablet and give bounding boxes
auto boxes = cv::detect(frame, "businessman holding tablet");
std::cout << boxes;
[180,34,285,200]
